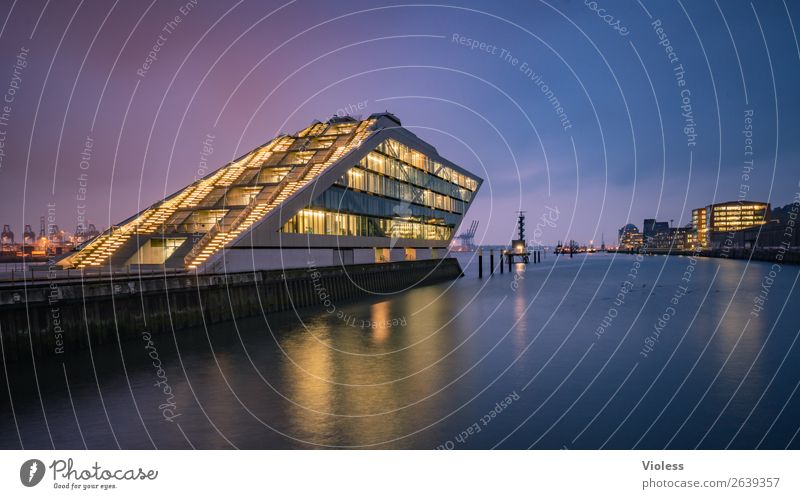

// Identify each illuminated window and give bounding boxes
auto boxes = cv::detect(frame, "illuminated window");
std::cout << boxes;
[258,167,291,184]
[224,187,262,206]
[126,237,186,266]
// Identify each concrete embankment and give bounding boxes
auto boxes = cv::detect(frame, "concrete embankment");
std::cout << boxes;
[0,258,463,362]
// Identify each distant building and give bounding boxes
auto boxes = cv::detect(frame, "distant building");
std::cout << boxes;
[692,201,770,248]
[618,223,642,250]
[641,218,672,249]
[643,218,669,245]
[649,225,693,251]
[709,202,799,250]
[670,226,694,250]
[641,217,694,251]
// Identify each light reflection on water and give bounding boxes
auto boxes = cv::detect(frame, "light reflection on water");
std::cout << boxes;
[1,253,798,449]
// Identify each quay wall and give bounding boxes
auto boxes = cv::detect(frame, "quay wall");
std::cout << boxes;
[0,258,463,362]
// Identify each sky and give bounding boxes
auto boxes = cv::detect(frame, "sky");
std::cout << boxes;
[0,0,798,246]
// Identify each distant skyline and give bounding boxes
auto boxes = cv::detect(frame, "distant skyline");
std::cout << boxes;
[0,0,798,246]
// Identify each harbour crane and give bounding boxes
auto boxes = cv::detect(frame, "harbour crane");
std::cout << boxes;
[455,220,479,251]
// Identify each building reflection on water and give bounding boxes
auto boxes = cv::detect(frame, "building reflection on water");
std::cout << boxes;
[278,287,457,446]
[706,258,772,407]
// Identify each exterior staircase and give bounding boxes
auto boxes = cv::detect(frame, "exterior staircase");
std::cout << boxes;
[60,138,282,269]
[60,117,377,272]
[184,120,375,270]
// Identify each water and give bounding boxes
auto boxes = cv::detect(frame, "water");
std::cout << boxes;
[1,252,799,449]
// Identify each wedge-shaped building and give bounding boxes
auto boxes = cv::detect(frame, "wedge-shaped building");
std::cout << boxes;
[59,113,482,272]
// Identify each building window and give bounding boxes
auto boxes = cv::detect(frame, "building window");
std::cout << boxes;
[224,187,262,206]
[258,167,291,184]
[126,237,186,265]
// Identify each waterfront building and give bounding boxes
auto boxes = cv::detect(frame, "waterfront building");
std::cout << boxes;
[708,202,799,250]
[692,201,770,248]
[669,226,694,250]
[648,225,693,251]
[57,113,482,272]
[641,218,693,251]
[618,223,642,250]
[642,218,669,245]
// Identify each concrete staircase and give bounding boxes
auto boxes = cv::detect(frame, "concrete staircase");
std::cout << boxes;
[185,121,375,271]
[59,140,281,269]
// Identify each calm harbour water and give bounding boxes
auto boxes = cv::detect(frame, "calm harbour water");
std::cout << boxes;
[2,252,799,449]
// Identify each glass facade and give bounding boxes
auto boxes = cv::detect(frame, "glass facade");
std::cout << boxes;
[282,209,453,240]
[692,202,769,247]
[224,186,262,206]
[125,237,186,265]
[257,167,291,184]
[281,139,479,242]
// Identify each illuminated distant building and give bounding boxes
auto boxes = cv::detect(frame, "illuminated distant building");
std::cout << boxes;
[708,202,799,250]
[670,226,694,250]
[618,223,642,250]
[649,225,693,251]
[692,201,770,248]
[57,113,482,271]
[642,218,693,251]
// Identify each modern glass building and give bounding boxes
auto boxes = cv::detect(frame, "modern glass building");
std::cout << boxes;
[58,113,482,272]
[692,201,770,248]
[618,223,642,250]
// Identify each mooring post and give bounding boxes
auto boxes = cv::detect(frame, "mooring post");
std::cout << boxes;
[478,249,483,279]
[500,251,504,274]
[507,253,512,272]
[490,250,494,276]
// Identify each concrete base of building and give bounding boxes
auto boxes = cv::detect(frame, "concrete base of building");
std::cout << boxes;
[203,247,440,273]
[0,258,463,362]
